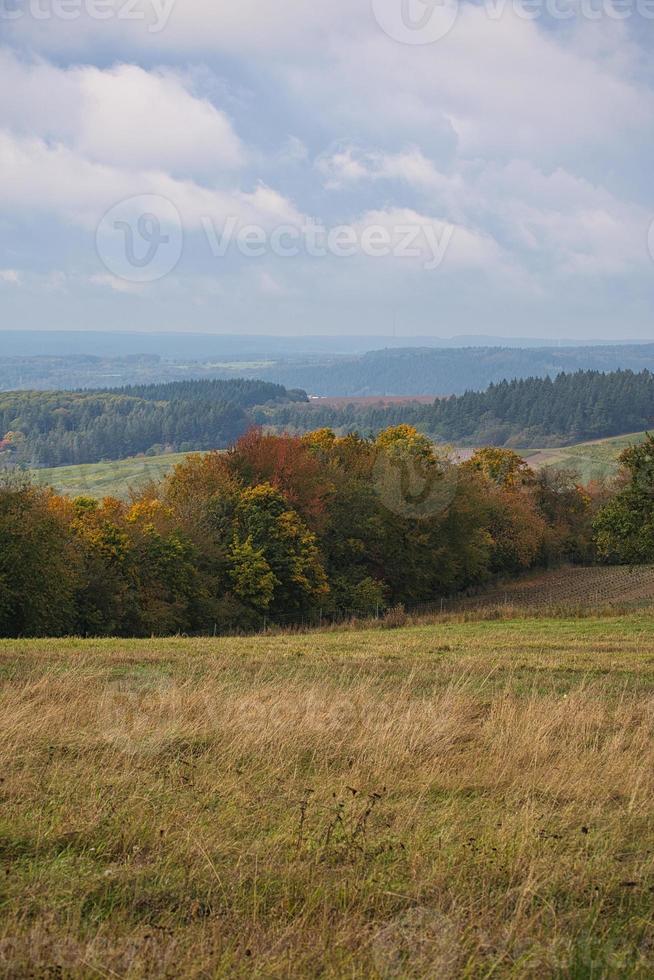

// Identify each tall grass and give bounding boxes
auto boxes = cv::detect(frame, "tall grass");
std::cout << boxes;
[1,618,654,977]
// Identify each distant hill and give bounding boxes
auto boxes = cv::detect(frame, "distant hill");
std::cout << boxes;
[1,330,644,359]
[3,339,654,396]
[254,345,654,396]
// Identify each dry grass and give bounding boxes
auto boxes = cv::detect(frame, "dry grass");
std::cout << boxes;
[1,618,654,977]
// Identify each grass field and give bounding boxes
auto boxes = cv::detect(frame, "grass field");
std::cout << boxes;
[522,432,647,484]
[27,432,647,500]
[30,451,189,498]
[2,616,654,977]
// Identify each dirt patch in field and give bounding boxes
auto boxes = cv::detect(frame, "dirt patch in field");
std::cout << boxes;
[308,395,440,407]
[456,565,654,611]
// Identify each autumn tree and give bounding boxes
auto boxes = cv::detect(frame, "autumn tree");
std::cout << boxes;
[229,429,331,530]
[465,447,534,489]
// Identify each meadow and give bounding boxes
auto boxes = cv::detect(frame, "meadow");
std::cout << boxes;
[522,432,648,485]
[29,451,189,499]
[2,615,654,977]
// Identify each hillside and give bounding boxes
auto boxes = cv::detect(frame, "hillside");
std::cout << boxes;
[523,431,647,483]
[3,616,654,976]
[30,451,190,498]
[3,368,650,474]
[454,563,654,611]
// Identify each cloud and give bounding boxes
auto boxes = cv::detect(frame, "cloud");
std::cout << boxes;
[0,51,244,178]
[88,273,147,294]
[467,160,652,277]
[3,0,364,56]
[318,144,652,280]
[0,6,652,338]
[258,271,293,296]
[0,126,302,234]
[316,144,464,206]
[0,268,21,285]
[5,4,650,171]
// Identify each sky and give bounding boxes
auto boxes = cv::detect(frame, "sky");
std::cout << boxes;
[0,1,653,341]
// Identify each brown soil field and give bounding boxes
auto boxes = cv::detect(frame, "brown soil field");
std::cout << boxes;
[308,395,439,407]
[455,564,654,612]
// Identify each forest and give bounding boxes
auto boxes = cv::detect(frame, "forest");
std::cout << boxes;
[1,424,649,638]
[1,369,650,471]
[0,379,307,467]
[262,369,654,447]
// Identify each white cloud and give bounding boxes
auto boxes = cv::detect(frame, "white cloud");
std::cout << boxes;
[4,0,364,56]
[88,273,147,294]
[279,9,650,165]
[0,268,21,285]
[318,144,652,279]
[0,50,304,248]
[468,160,652,276]
[316,144,463,207]
[0,51,244,178]
[0,129,302,233]
[258,271,293,296]
[10,0,648,163]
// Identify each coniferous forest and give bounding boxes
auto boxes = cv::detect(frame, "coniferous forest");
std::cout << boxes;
[259,370,654,447]
[0,379,307,467]
[0,370,652,470]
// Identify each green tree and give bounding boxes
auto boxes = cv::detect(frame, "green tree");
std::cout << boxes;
[594,435,654,563]
[0,476,78,637]
[228,536,275,616]
[233,483,329,617]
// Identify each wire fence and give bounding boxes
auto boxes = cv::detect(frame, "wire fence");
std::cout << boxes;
[194,565,654,638]
[198,596,452,638]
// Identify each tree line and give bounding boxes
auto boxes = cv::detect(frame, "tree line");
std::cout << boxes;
[1,424,626,639]
[0,379,307,468]
[260,370,654,447]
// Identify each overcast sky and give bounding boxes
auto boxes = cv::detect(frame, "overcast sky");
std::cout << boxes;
[0,2,652,340]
